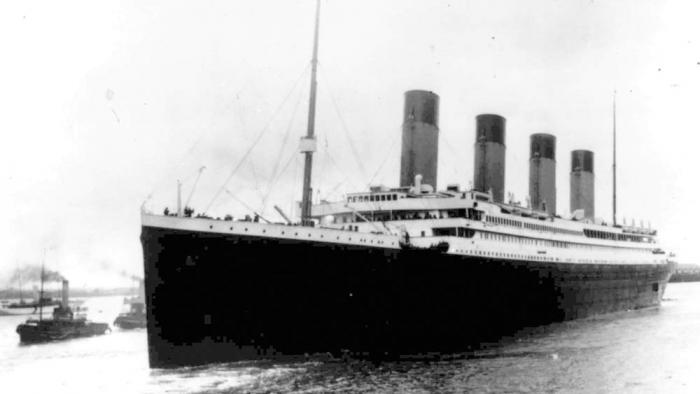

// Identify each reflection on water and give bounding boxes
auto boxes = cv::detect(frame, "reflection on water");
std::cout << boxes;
[2,283,700,393]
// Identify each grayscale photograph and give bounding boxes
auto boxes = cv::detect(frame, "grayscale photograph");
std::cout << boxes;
[1,0,699,392]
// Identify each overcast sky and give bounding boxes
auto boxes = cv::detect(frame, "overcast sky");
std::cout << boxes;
[1,0,699,287]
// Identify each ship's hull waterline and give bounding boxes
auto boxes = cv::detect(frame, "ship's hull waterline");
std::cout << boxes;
[142,223,673,368]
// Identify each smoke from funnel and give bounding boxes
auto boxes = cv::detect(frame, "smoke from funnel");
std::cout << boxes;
[9,265,65,284]
[98,259,142,282]
[119,270,143,282]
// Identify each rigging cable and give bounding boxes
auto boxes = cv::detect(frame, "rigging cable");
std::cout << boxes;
[367,129,400,186]
[204,64,310,213]
[145,79,252,203]
[316,133,331,201]
[323,180,347,201]
[261,148,301,215]
[317,65,369,184]
[290,154,301,219]
[318,132,354,202]
[261,85,306,212]
[248,161,266,203]
[142,165,206,213]
[319,142,365,193]
[224,189,271,223]
[438,127,465,183]
[184,166,206,209]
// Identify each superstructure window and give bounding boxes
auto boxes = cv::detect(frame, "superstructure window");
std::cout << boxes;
[468,208,484,221]
[583,228,648,243]
[433,227,457,236]
[458,228,475,238]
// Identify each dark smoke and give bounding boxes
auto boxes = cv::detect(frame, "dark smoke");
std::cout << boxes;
[9,265,65,284]
[119,270,142,282]
[98,259,142,282]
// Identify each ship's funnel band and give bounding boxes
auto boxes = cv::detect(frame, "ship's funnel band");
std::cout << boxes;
[403,90,439,127]
[571,149,594,172]
[475,114,505,144]
[530,133,556,160]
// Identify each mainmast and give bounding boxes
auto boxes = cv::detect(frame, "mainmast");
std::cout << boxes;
[612,90,617,226]
[300,0,321,226]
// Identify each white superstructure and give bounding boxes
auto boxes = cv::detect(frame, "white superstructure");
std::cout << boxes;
[309,185,665,266]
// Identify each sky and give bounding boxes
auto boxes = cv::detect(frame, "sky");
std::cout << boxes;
[1,0,699,287]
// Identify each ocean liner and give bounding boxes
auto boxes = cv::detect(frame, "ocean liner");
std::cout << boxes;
[141,1,675,368]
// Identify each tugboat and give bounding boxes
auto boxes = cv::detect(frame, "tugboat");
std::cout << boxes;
[114,280,146,329]
[113,302,146,329]
[16,270,110,343]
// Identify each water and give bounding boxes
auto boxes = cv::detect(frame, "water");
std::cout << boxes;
[2,283,699,393]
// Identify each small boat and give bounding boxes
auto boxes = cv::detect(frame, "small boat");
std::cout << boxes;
[114,279,146,329]
[1,298,61,316]
[16,267,110,344]
[114,301,146,329]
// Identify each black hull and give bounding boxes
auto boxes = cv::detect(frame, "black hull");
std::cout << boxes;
[16,321,110,343]
[142,225,673,368]
[114,314,147,329]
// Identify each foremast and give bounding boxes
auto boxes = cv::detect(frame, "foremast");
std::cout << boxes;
[300,0,321,226]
